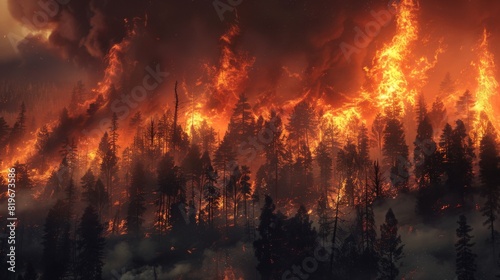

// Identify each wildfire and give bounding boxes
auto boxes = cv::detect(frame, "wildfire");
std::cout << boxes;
[472,29,499,141]
[206,23,255,118]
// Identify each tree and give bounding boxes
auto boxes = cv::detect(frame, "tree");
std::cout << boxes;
[203,164,220,228]
[287,101,318,150]
[227,93,255,144]
[315,141,333,196]
[428,97,447,136]
[126,162,147,237]
[440,72,456,96]
[415,93,427,125]
[182,144,202,205]
[0,116,9,146]
[358,123,370,170]
[42,200,71,280]
[371,113,385,159]
[383,116,410,193]
[445,120,475,207]
[337,141,359,206]
[76,206,106,280]
[478,122,500,247]
[214,131,236,224]
[98,132,118,201]
[358,178,378,278]
[69,80,86,111]
[157,153,185,233]
[372,160,383,199]
[456,90,475,133]
[455,215,476,280]
[239,165,252,226]
[378,208,404,280]
[253,195,286,280]
[9,102,27,147]
[263,111,286,201]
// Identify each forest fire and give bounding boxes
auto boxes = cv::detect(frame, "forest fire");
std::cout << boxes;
[1,0,500,279]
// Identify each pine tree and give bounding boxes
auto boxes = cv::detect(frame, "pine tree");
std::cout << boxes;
[182,144,202,205]
[240,165,252,226]
[157,153,184,233]
[371,113,386,159]
[253,195,286,280]
[337,141,359,206]
[440,72,456,96]
[358,123,371,170]
[383,115,410,193]
[315,141,333,196]
[478,122,500,246]
[263,111,286,201]
[214,131,237,220]
[456,90,475,133]
[0,116,9,146]
[227,93,255,144]
[445,120,475,207]
[76,206,106,280]
[126,162,147,237]
[287,101,318,150]
[455,215,476,280]
[378,208,404,280]
[69,80,86,111]
[41,200,71,280]
[203,164,220,228]
[9,102,26,147]
[428,97,447,136]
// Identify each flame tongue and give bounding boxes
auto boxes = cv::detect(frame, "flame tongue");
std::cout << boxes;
[472,29,499,140]
[364,0,420,115]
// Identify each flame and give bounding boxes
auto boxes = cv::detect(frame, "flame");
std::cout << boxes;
[319,0,440,147]
[206,24,255,118]
[472,29,499,141]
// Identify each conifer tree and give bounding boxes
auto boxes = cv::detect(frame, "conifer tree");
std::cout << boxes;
[478,122,500,246]
[455,215,476,280]
[126,162,147,237]
[42,200,71,280]
[378,208,404,280]
[76,206,106,280]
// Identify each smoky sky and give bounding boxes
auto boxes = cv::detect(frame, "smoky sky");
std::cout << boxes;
[4,0,500,104]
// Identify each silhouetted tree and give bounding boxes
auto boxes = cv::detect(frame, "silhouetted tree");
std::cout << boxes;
[315,141,333,196]
[240,165,252,226]
[182,144,202,205]
[371,113,385,159]
[383,114,410,193]
[378,208,403,280]
[203,164,220,228]
[478,122,500,247]
[443,120,475,207]
[126,162,147,237]
[455,215,476,280]
[287,101,318,150]
[456,90,475,133]
[254,196,286,280]
[428,97,447,136]
[228,93,255,144]
[76,206,106,280]
[41,200,71,280]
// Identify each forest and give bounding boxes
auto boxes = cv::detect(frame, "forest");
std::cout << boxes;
[0,74,498,279]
